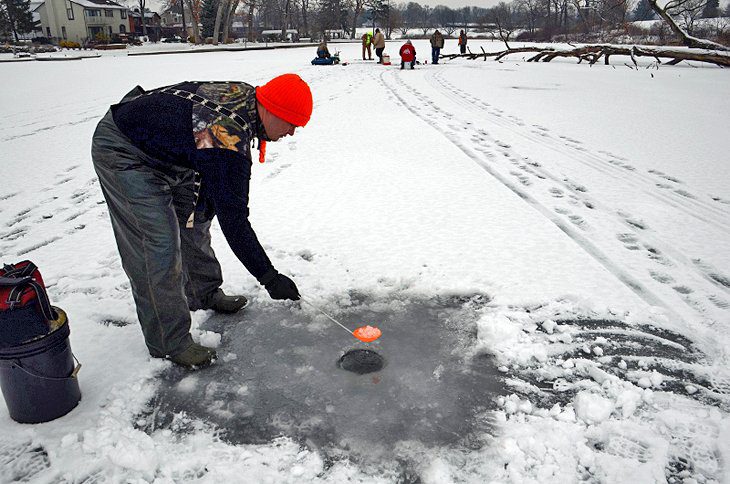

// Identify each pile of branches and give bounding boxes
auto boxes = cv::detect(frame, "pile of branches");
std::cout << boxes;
[442,44,730,68]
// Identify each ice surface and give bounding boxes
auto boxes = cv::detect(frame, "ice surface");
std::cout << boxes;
[142,293,503,471]
[1,40,728,482]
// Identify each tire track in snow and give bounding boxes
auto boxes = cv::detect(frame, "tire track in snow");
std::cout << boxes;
[380,69,689,327]
[428,71,730,234]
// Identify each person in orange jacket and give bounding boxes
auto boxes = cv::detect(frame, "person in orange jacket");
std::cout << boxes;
[399,40,416,69]
[458,30,467,54]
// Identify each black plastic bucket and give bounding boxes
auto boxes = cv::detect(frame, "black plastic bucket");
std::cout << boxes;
[0,308,81,423]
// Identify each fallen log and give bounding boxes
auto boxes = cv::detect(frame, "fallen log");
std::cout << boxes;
[441,44,730,68]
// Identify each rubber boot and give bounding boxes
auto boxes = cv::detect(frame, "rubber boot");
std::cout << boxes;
[209,290,248,314]
[167,343,216,369]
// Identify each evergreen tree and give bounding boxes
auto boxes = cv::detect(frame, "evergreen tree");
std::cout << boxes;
[631,0,657,21]
[200,0,218,38]
[701,0,719,18]
[0,6,10,40]
[0,0,36,41]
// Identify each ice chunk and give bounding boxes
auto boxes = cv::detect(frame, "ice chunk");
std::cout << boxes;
[574,391,614,423]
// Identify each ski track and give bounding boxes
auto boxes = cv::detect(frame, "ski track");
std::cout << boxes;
[428,70,730,232]
[379,69,729,337]
[426,73,730,225]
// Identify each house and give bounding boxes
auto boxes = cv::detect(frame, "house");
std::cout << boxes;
[129,9,162,41]
[160,5,197,39]
[34,0,129,43]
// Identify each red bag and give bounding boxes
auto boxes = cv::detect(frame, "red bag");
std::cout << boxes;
[0,261,57,347]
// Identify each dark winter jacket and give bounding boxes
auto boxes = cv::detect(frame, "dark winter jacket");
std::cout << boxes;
[111,81,277,284]
[399,43,416,62]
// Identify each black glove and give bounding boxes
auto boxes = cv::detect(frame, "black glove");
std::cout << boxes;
[264,273,300,301]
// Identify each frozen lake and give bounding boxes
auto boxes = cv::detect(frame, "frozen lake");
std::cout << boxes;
[1,40,729,482]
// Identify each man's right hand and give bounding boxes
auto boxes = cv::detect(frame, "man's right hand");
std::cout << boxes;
[265,273,300,301]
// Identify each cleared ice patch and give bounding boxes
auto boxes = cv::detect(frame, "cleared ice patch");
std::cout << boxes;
[140,292,503,478]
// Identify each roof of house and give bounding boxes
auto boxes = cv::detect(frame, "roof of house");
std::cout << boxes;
[129,10,161,18]
[73,0,126,8]
[33,0,127,12]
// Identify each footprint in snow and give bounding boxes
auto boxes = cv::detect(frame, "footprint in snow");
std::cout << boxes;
[692,259,730,289]
[0,439,51,483]
[6,208,33,228]
[674,188,696,199]
[618,211,647,230]
[16,236,61,256]
[664,420,722,479]
[509,170,531,186]
[549,187,564,198]
[672,285,693,294]
[605,157,637,171]
[707,294,729,310]
[650,270,674,284]
[595,434,652,463]
[54,176,73,186]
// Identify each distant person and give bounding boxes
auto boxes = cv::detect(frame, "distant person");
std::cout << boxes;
[372,28,386,63]
[361,31,373,60]
[316,40,331,58]
[458,30,467,54]
[399,40,416,70]
[430,29,444,64]
[312,41,338,65]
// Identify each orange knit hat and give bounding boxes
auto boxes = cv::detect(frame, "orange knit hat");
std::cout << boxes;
[256,74,313,127]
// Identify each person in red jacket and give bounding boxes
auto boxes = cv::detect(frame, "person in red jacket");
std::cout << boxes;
[399,40,416,70]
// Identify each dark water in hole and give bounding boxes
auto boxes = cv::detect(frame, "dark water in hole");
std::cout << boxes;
[339,349,385,374]
[144,293,503,467]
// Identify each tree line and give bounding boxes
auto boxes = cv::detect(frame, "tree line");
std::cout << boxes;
[177,0,729,44]
[2,0,728,44]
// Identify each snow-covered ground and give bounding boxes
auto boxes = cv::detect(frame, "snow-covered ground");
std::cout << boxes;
[1,39,729,483]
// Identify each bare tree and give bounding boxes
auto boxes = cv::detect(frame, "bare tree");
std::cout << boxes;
[279,0,292,39]
[300,0,310,36]
[397,2,410,35]
[492,2,517,47]
[184,0,203,41]
[213,0,228,43]
[648,0,729,49]
[419,4,431,35]
[242,0,259,41]
[221,0,240,41]
[350,0,368,38]
[137,0,148,36]
[432,5,457,35]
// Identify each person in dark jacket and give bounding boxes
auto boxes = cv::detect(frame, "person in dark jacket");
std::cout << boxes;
[316,41,331,58]
[430,29,444,64]
[399,40,416,69]
[91,74,312,368]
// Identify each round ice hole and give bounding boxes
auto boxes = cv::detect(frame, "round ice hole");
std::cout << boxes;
[339,349,385,375]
